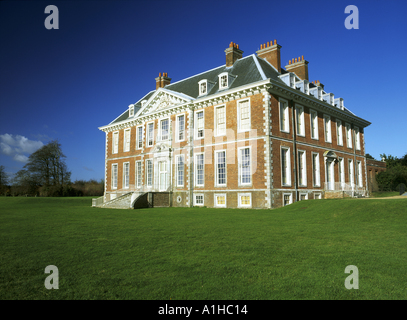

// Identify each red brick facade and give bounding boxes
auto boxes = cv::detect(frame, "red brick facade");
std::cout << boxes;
[99,41,371,209]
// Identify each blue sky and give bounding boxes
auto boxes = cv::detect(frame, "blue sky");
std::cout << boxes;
[1,0,406,182]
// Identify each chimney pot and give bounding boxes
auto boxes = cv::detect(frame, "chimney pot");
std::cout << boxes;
[302,55,304,61]
[274,39,277,45]
[288,60,291,65]
[267,42,269,47]
[260,44,263,49]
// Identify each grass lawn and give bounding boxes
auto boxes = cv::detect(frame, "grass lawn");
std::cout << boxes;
[1,196,406,300]
[370,191,400,198]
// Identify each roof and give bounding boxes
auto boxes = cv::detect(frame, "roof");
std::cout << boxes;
[105,53,369,128]
[108,54,282,125]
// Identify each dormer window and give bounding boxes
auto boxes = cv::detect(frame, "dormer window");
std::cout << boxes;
[141,100,147,108]
[219,72,228,90]
[129,104,134,117]
[198,80,207,96]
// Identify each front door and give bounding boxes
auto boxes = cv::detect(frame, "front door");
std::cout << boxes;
[326,160,334,190]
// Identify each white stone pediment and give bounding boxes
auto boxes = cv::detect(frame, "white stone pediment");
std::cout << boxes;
[138,88,193,117]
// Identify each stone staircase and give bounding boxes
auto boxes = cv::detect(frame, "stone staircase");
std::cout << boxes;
[99,192,134,209]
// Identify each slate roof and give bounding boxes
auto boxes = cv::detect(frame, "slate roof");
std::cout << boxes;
[109,54,281,125]
[107,53,367,126]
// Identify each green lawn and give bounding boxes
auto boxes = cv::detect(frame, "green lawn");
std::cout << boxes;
[370,191,400,198]
[1,196,406,300]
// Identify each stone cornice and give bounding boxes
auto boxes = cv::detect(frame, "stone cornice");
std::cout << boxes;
[99,80,272,132]
[269,79,371,128]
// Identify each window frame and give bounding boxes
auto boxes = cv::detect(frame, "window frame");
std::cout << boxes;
[159,117,170,141]
[111,163,118,189]
[194,193,204,206]
[112,131,119,154]
[279,98,290,133]
[346,123,352,149]
[123,162,130,189]
[283,193,292,206]
[176,114,186,142]
[238,146,251,186]
[146,121,154,147]
[281,146,291,187]
[123,128,131,152]
[324,115,332,143]
[295,104,305,137]
[348,159,354,186]
[238,193,252,208]
[312,152,321,187]
[214,193,227,208]
[336,120,343,146]
[214,104,226,137]
[136,125,143,150]
[356,160,363,187]
[299,193,308,201]
[298,150,307,187]
[146,159,153,188]
[354,126,361,150]
[198,79,207,96]
[195,153,204,187]
[215,149,227,187]
[135,160,142,188]
[310,109,318,140]
[218,72,228,90]
[238,99,251,133]
[176,154,185,187]
[195,110,204,140]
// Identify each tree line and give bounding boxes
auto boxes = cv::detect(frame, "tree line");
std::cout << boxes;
[0,141,103,197]
[375,153,407,192]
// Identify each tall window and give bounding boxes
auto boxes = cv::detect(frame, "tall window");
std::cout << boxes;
[123,162,129,189]
[281,147,291,186]
[136,126,143,149]
[239,147,251,185]
[348,159,354,186]
[336,120,343,146]
[147,122,154,147]
[339,158,345,186]
[215,150,226,186]
[195,153,204,186]
[324,115,331,142]
[296,105,305,136]
[357,161,362,187]
[312,153,320,187]
[355,127,360,150]
[124,129,130,152]
[196,111,204,138]
[216,106,226,136]
[177,115,185,141]
[280,99,289,132]
[111,164,118,189]
[176,155,184,187]
[346,124,352,148]
[310,110,318,139]
[238,100,250,132]
[146,159,153,187]
[298,151,306,186]
[160,119,169,141]
[112,132,119,154]
[136,161,142,188]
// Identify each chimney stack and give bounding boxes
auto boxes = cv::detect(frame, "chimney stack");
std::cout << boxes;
[285,56,309,81]
[225,42,243,67]
[256,39,282,73]
[155,72,171,90]
[312,80,324,90]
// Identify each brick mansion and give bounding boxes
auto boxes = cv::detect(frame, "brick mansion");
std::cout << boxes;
[94,40,371,209]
